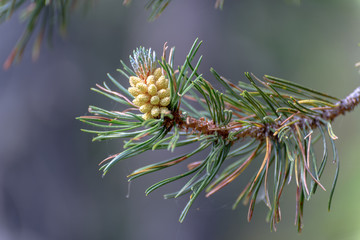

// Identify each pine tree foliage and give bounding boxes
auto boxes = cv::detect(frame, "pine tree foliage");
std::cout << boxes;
[1,1,307,69]
[78,39,360,231]
[1,0,75,69]
[0,0,223,69]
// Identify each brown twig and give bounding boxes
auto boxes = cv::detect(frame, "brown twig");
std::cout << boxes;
[167,86,360,142]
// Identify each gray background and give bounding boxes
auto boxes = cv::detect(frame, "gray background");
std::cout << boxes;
[0,0,360,239]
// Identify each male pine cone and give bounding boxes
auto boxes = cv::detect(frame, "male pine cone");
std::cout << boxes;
[128,67,171,120]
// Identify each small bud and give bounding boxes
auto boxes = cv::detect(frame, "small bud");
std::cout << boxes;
[139,103,153,113]
[151,106,160,117]
[160,107,169,115]
[160,97,170,106]
[156,76,168,90]
[150,95,160,105]
[158,88,170,99]
[129,76,142,87]
[128,87,140,97]
[148,84,158,96]
[136,94,150,104]
[147,75,156,85]
[136,83,148,93]
[133,98,141,106]
[142,112,152,120]
[153,68,162,80]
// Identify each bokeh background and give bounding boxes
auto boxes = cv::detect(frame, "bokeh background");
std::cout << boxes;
[1,0,360,239]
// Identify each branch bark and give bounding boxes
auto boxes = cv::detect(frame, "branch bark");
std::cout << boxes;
[168,86,360,140]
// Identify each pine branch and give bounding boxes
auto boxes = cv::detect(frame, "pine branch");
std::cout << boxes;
[1,0,75,70]
[78,39,360,232]
[1,0,226,69]
[165,85,359,141]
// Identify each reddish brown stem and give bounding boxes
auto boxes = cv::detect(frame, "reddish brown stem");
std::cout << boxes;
[168,86,360,141]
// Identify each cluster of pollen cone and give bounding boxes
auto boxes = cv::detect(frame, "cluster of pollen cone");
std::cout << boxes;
[128,67,170,120]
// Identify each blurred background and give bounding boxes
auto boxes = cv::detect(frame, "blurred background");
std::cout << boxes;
[0,0,360,239]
